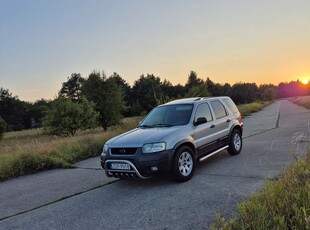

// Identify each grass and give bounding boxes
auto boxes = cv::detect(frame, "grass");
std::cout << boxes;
[212,150,310,230]
[0,117,141,181]
[237,101,271,116]
[290,95,310,109]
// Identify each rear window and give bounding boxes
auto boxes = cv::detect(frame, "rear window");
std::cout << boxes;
[210,100,227,119]
[223,98,239,113]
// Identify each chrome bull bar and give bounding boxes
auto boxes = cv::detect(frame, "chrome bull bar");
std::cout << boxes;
[104,159,150,179]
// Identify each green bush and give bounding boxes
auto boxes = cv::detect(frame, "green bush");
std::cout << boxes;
[43,97,99,136]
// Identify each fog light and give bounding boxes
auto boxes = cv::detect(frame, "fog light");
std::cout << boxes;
[151,166,158,171]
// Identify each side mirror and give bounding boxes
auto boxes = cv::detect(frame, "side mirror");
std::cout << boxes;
[194,117,207,126]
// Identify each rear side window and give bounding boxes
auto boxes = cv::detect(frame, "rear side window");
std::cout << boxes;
[223,98,239,113]
[210,100,227,119]
[195,103,213,123]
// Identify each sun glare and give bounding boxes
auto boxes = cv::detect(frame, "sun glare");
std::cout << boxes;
[301,78,309,85]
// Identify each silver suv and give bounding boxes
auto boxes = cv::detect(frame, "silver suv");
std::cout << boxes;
[101,97,243,182]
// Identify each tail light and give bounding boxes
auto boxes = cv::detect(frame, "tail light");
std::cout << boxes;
[238,114,243,123]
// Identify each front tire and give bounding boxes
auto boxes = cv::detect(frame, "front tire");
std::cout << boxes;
[172,146,195,182]
[228,129,242,155]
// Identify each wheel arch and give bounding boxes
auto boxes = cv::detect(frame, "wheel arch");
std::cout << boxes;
[229,124,243,137]
[173,140,196,157]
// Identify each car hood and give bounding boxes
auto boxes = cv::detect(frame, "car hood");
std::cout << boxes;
[107,127,181,147]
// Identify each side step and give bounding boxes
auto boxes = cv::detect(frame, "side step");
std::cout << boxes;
[198,145,229,162]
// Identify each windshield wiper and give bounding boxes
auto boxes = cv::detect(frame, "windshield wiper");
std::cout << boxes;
[152,123,173,127]
[139,124,154,128]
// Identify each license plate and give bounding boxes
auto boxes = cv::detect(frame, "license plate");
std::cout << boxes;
[110,163,131,170]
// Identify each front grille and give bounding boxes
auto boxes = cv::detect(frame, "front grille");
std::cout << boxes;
[111,148,137,155]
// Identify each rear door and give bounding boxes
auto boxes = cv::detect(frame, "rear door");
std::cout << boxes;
[209,100,230,144]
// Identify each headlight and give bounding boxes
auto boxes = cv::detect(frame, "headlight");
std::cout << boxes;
[142,142,166,153]
[102,144,109,155]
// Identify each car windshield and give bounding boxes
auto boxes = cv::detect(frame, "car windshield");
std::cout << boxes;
[140,104,193,127]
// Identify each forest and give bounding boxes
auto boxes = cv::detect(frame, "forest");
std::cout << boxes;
[1,70,309,136]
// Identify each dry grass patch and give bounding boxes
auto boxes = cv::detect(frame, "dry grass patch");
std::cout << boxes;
[0,117,141,181]
[237,101,271,116]
[290,95,310,109]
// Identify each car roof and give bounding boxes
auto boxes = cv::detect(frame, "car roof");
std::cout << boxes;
[163,96,230,106]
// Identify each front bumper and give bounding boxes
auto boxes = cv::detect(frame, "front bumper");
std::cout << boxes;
[101,148,175,179]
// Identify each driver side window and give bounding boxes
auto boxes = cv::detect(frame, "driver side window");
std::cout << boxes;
[195,103,213,123]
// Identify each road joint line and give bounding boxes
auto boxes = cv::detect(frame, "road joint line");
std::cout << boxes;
[0,179,119,222]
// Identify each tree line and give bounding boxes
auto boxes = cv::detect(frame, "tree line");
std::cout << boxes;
[1,70,309,137]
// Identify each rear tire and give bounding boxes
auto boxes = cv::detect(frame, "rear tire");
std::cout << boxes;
[228,129,242,155]
[172,146,195,182]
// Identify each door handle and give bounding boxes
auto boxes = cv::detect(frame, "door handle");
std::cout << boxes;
[210,124,216,128]
[226,119,231,122]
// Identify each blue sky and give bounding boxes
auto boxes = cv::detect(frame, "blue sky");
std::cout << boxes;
[1,0,310,101]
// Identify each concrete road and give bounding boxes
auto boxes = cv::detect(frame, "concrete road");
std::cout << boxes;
[0,100,309,230]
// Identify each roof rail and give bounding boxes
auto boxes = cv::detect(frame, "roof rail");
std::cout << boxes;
[194,97,210,101]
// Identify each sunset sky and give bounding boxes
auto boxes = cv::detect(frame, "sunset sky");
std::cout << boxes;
[1,0,310,102]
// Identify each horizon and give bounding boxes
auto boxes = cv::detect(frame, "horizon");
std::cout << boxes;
[2,72,308,103]
[1,0,310,102]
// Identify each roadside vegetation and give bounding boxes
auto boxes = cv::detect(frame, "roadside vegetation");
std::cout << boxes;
[290,95,310,109]
[212,95,310,230]
[212,150,310,230]
[0,117,140,181]
[237,101,271,117]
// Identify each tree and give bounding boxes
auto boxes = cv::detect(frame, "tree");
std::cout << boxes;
[185,71,204,90]
[103,77,126,129]
[171,84,187,98]
[0,116,7,140]
[109,72,131,96]
[81,71,125,131]
[277,80,309,98]
[258,84,277,101]
[43,97,99,136]
[222,83,232,96]
[59,73,85,102]
[27,99,51,128]
[230,83,259,104]
[0,88,28,131]
[131,74,163,114]
[160,79,187,102]
[185,84,211,97]
[81,71,103,105]
[108,72,131,116]
[261,87,277,101]
[206,78,228,96]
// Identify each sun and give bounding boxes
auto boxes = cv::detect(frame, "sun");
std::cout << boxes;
[301,78,309,85]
